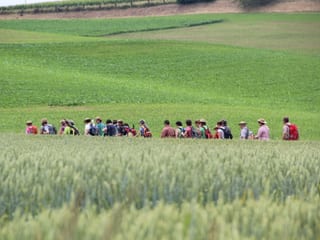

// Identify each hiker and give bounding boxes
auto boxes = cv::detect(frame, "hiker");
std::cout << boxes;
[84,118,94,136]
[64,119,80,135]
[112,120,119,136]
[25,120,38,134]
[255,118,270,140]
[184,120,192,138]
[95,117,105,136]
[194,120,203,138]
[124,123,137,137]
[221,119,233,139]
[282,117,299,140]
[116,120,127,136]
[40,118,57,135]
[199,119,213,139]
[59,120,67,135]
[161,120,176,138]
[175,121,185,138]
[214,121,224,139]
[139,120,152,138]
[103,119,117,137]
[239,121,253,140]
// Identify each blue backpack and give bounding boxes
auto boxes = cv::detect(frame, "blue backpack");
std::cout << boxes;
[104,125,117,137]
[88,124,99,136]
[48,124,57,135]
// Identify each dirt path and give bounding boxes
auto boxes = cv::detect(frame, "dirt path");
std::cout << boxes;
[0,0,319,19]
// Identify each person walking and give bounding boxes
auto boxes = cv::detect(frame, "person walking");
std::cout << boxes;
[95,117,105,136]
[184,119,193,138]
[64,119,80,135]
[40,118,56,135]
[25,120,38,134]
[199,119,213,139]
[238,121,251,140]
[214,121,224,139]
[255,118,270,140]
[161,120,176,138]
[282,117,299,140]
[175,121,185,138]
[59,120,67,135]
[139,120,152,138]
[84,118,92,135]
[221,119,233,139]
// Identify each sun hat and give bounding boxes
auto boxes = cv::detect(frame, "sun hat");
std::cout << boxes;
[257,118,267,124]
[239,121,247,125]
[41,118,48,124]
[84,118,91,123]
[95,116,102,121]
[117,119,123,123]
[26,120,32,124]
[199,119,207,123]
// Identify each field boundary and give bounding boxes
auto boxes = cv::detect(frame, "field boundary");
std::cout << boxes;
[96,19,223,36]
[0,0,320,19]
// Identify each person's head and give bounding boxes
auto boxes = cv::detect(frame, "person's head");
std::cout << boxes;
[195,120,200,127]
[216,121,223,127]
[106,119,112,125]
[199,119,206,126]
[283,117,289,124]
[164,120,170,126]
[186,119,192,127]
[258,118,267,126]
[95,117,102,124]
[117,120,123,126]
[139,119,145,126]
[41,118,48,126]
[84,118,91,124]
[221,119,227,126]
[176,121,183,127]
[26,120,33,126]
[239,121,247,129]
[113,120,118,125]
[60,120,66,126]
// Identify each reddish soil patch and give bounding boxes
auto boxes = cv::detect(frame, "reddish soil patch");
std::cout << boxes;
[0,0,319,19]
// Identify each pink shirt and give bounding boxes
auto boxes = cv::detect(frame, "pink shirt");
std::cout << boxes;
[257,125,270,140]
[184,126,192,138]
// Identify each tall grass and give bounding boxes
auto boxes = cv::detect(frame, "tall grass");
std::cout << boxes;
[0,135,319,239]
[1,135,319,216]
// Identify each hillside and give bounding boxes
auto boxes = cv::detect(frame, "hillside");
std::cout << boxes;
[0,0,320,19]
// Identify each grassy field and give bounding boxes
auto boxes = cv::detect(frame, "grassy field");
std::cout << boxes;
[0,13,319,138]
[1,12,320,239]
[0,135,319,239]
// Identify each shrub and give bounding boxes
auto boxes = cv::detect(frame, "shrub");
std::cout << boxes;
[237,0,278,8]
[177,0,215,5]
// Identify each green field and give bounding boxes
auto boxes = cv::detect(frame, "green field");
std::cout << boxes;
[1,12,320,239]
[0,13,319,138]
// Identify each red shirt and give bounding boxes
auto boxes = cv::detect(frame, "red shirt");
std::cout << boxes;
[161,126,176,138]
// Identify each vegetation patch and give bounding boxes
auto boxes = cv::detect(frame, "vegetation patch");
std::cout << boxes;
[0,135,319,239]
[236,0,278,8]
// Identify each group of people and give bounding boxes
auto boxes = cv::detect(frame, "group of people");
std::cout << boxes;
[25,117,299,141]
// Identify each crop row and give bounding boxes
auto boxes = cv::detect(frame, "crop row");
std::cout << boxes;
[1,197,319,240]
[1,135,319,218]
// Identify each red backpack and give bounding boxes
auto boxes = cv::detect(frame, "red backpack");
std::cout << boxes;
[205,127,213,139]
[288,124,299,140]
